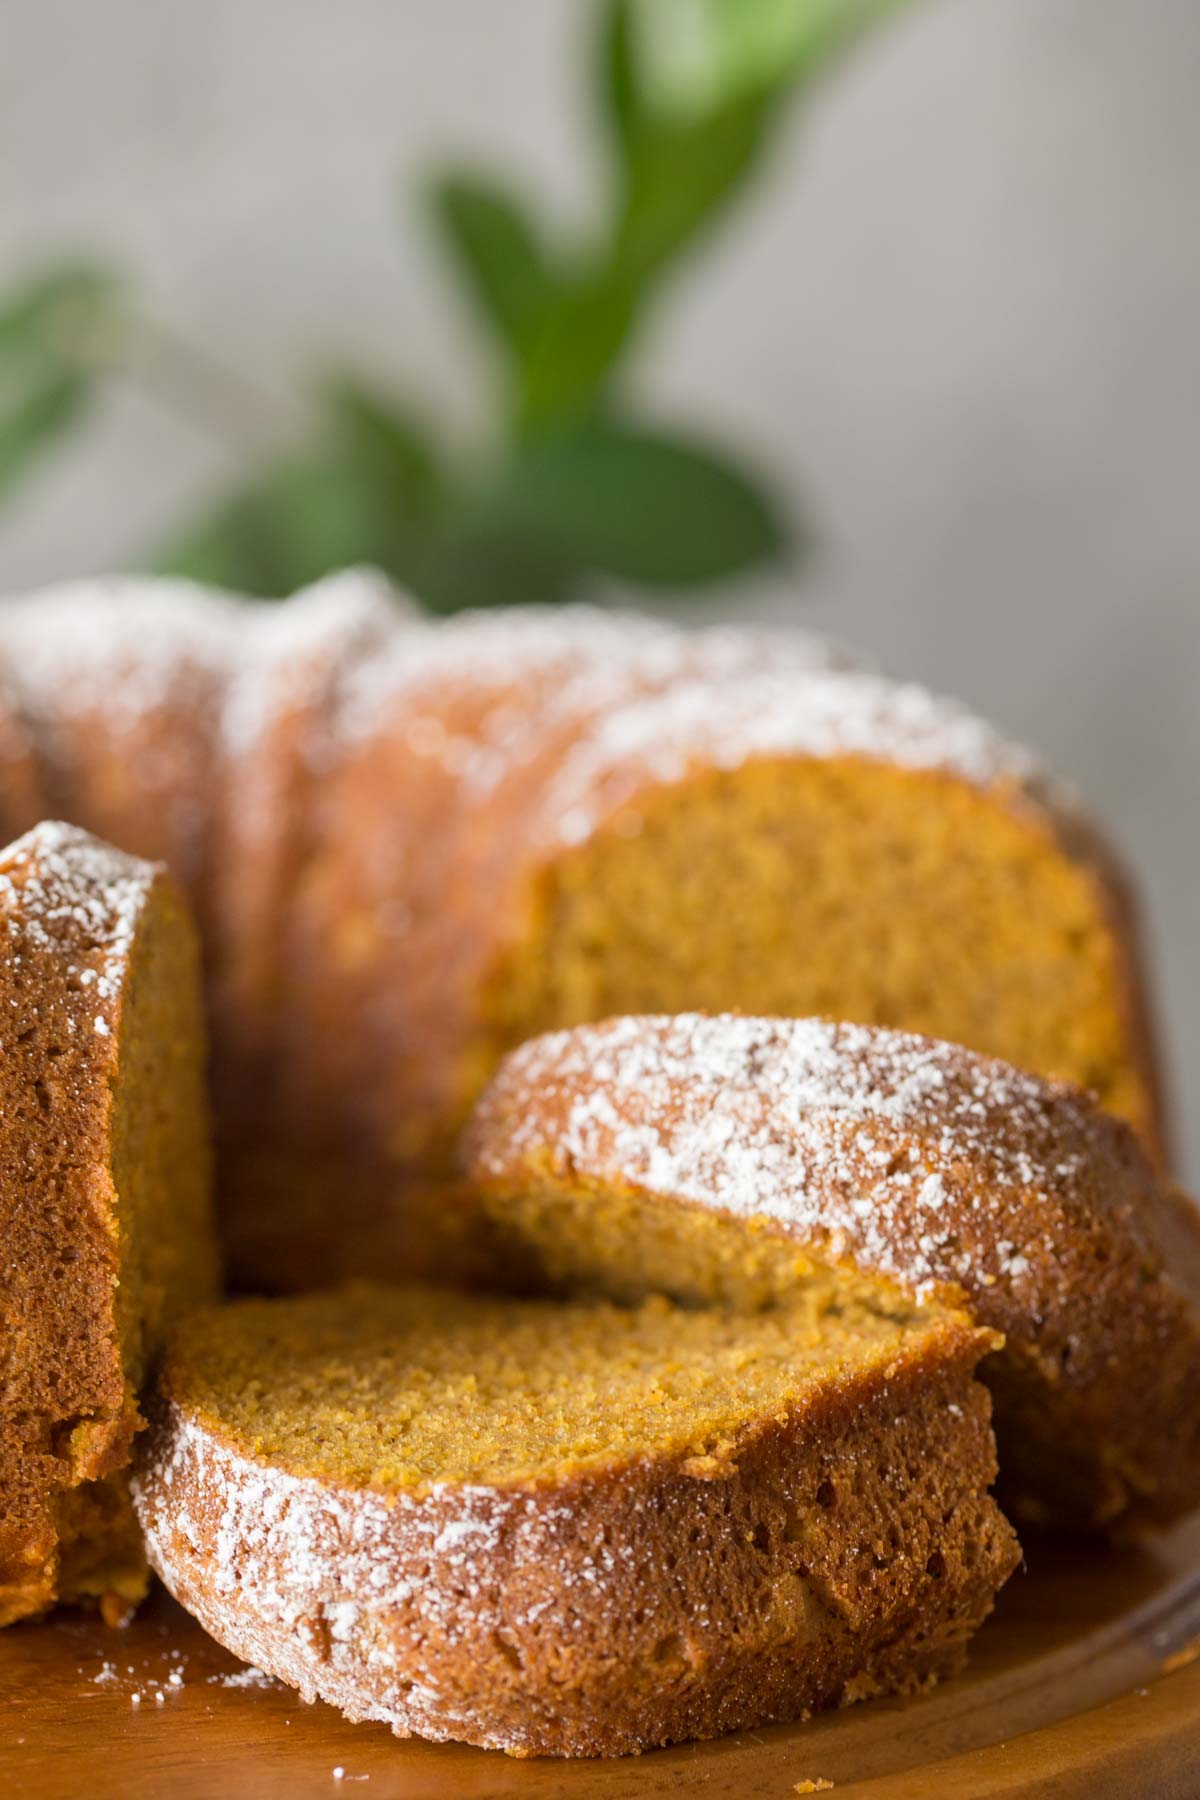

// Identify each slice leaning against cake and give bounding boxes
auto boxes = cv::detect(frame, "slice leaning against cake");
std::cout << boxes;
[276,614,1168,1289]
[0,575,1169,1289]
[0,823,217,1625]
[465,1013,1200,1534]
[132,1281,1017,1757]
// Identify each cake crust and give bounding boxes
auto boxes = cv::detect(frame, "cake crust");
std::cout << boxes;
[275,614,1169,1286]
[0,822,216,1624]
[0,578,1169,1291]
[133,1293,1016,1758]
[466,1013,1200,1532]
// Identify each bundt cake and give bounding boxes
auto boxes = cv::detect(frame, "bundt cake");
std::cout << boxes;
[466,1014,1200,1533]
[0,823,217,1625]
[0,573,1165,1289]
[207,571,406,1200]
[0,582,241,918]
[132,1281,1017,1757]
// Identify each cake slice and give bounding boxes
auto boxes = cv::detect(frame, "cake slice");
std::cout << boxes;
[465,1014,1200,1533]
[0,823,217,1625]
[133,1282,1017,1757]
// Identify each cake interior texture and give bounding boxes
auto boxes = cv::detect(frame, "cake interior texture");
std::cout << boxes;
[0,835,216,1625]
[68,877,216,1612]
[485,759,1154,1154]
[0,587,1162,1292]
[258,750,1159,1292]
[163,1277,941,1491]
[475,1159,1193,1532]
[482,1172,882,1316]
[108,877,218,1393]
[141,1278,1019,1755]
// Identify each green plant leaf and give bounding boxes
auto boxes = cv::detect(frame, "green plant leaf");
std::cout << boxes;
[0,369,91,502]
[428,173,553,356]
[0,261,124,505]
[600,0,908,289]
[429,168,640,431]
[600,0,643,154]
[413,528,578,614]
[613,85,778,287]
[596,1,779,314]
[154,379,448,598]
[153,451,391,597]
[325,376,443,520]
[471,416,789,585]
[625,0,909,120]
[515,270,640,431]
[0,261,122,369]
[517,0,903,531]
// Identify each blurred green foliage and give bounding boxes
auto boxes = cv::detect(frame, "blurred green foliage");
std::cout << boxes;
[0,265,125,503]
[0,0,904,608]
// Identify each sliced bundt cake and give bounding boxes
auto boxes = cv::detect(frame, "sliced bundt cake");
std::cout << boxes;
[270,604,1165,1289]
[0,823,216,1625]
[0,580,241,923]
[466,1014,1200,1533]
[207,570,404,1240]
[0,576,1166,1289]
[132,1281,1017,1756]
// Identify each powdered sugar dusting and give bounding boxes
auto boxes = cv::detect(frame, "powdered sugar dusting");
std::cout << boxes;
[0,820,156,1005]
[332,604,858,801]
[0,567,415,750]
[0,576,244,723]
[131,1402,643,1752]
[326,602,1073,854]
[471,1014,1114,1300]
[339,605,850,732]
[220,568,414,759]
[534,667,1069,849]
[209,1664,279,1690]
[0,576,1080,872]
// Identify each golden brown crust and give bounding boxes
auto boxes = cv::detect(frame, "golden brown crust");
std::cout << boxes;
[0,822,215,1624]
[0,582,239,928]
[262,611,840,1286]
[133,1312,1017,1757]
[0,669,50,846]
[206,575,402,1256]
[1037,795,1172,1165]
[275,642,1166,1289]
[0,581,1168,1289]
[465,1014,1200,1533]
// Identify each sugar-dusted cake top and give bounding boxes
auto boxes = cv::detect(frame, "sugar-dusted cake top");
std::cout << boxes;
[0,820,158,1007]
[219,568,408,758]
[536,664,1062,848]
[0,573,1069,827]
[332,602,856,777]
[468,1012,1138,1297]
[0,577,244,722]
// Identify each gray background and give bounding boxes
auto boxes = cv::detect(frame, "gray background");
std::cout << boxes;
[2,0,1197,1176]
